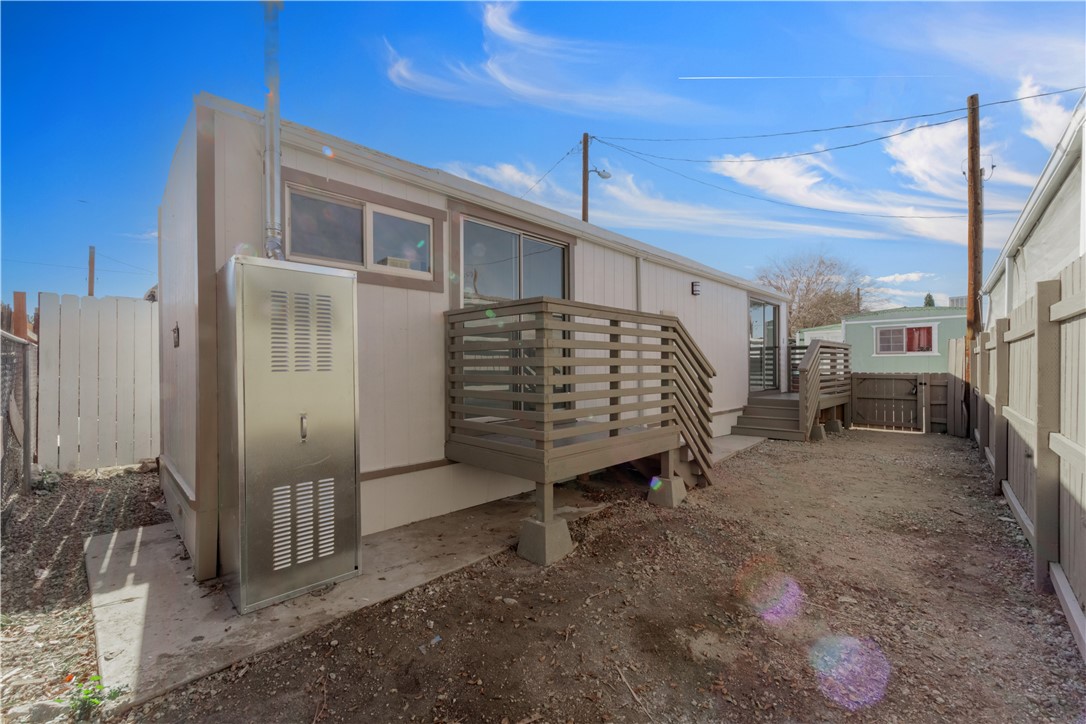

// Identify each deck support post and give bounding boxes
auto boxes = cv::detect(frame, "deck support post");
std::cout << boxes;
[809,423,826,441]
[648,448,686,508]
[517,482,574,566]
[825,418,843,434]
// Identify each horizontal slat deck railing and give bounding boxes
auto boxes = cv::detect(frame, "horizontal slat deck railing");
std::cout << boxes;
[797,341,852,441]
[788,343,807,393]
[446,297,716,485]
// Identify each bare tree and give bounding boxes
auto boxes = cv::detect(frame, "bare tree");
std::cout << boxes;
[756,252,872,331]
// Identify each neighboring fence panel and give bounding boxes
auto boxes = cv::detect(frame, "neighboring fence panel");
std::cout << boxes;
[37,294,159,472]
[1004,293,1041,542]
[958,255,1086,661]
[851,373,921,430]
[1053,257,1086,627]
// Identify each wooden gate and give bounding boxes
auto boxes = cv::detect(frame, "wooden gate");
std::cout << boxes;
[851,373,949,433]
[37,293,159,472]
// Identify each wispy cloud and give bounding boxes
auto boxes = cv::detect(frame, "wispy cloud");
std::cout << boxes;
[702,123,1029,248]
[1017,76,1076,150]
[444,160,884,241]
[119,230,158,243]
[875,272,934,284]
[385,3,710,120]
[869,9,1085,89]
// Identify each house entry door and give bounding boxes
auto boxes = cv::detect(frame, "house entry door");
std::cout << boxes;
[749,300,779,393]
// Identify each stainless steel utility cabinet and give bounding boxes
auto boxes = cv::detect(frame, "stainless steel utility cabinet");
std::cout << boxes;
[218,256,359,614]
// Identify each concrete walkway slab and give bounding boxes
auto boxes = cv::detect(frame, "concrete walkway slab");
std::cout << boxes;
[84,488,604,709]
[710,434,765,464]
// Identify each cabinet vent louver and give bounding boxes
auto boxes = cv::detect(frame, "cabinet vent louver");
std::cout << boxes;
[268,291,333,373]
[316,295,333,372]
[268,478,337,572]
[270,291,290,373]
[293,293,312,372]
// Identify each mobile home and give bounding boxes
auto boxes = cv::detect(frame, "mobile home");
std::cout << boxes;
[158,94,788,602]
[842,306,967,374]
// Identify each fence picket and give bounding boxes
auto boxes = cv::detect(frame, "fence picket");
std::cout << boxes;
[77,297,100,469]
[132,302,152,460]
[97,298,118,466]
[36,294,61,470]
[57,295,81,471]
[115,298,136,466]
[150,302,160,459]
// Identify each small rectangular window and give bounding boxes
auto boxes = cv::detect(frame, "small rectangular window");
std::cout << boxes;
[906,326,932,352]
[877,328,904,354]
[372,210,431,273]
[463,220,519,305]
[289,191,363,265]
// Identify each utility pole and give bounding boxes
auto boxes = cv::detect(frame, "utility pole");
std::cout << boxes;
[581,132,590,222]
[965,94,983,383]
[88,245,96,297]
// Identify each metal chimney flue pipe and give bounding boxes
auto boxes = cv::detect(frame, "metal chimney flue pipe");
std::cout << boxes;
[263,2,285,260]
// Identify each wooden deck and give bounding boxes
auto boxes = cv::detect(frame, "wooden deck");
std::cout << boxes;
[445,298,715,485]
[734,342,853,442]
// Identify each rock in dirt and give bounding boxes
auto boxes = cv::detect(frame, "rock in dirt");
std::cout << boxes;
[6,699,70,723]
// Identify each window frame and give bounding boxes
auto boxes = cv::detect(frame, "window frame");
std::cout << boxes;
[284,185,367,272]
[282,167,447,293]
[447,199,576,311]
[366,203,434,280]
[459,216,569,307]
[873,323,939,356]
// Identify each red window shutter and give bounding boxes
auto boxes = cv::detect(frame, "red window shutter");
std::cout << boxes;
[906,326,932,352]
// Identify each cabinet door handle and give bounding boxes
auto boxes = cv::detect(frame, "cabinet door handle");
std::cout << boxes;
[300,413,308,442]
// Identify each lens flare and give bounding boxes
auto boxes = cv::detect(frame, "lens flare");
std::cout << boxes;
[808,635,891,711]
[322,145,335,158]
[749,573,804,625]
[649,476,663,491]
[234,243,256,256]
[733,555,804,625]
[485,309,496,319]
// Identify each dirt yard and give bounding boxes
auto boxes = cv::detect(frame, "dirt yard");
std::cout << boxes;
[98,430,1081,723]
[0,468,170,716]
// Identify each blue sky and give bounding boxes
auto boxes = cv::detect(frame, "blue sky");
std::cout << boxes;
[2,2,1084,312]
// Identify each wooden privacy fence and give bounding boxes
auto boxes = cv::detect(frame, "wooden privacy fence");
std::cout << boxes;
[37,294,160,472]
[959,255,1085,660]
[850,373,949,433]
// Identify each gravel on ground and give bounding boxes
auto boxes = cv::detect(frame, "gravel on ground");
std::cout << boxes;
[1,467,170,716]
[114,430,1086,723]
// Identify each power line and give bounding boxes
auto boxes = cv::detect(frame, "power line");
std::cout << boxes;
[598,86,1085,143]
[597,115,966,165]
[598,141,1016,220]
[519,142,581,199]
[5,259,153,275]
[96,250,154,274]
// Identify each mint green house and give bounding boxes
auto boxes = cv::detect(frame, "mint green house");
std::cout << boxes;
[843,307,967,373]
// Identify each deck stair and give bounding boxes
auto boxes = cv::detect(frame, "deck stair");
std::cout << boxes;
[731,397,804,441]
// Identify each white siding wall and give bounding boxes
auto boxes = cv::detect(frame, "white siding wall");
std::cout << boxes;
[573,243,638,309]
[989,160,1083,315]
[639,260,752,435]
[159,112,199,497]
